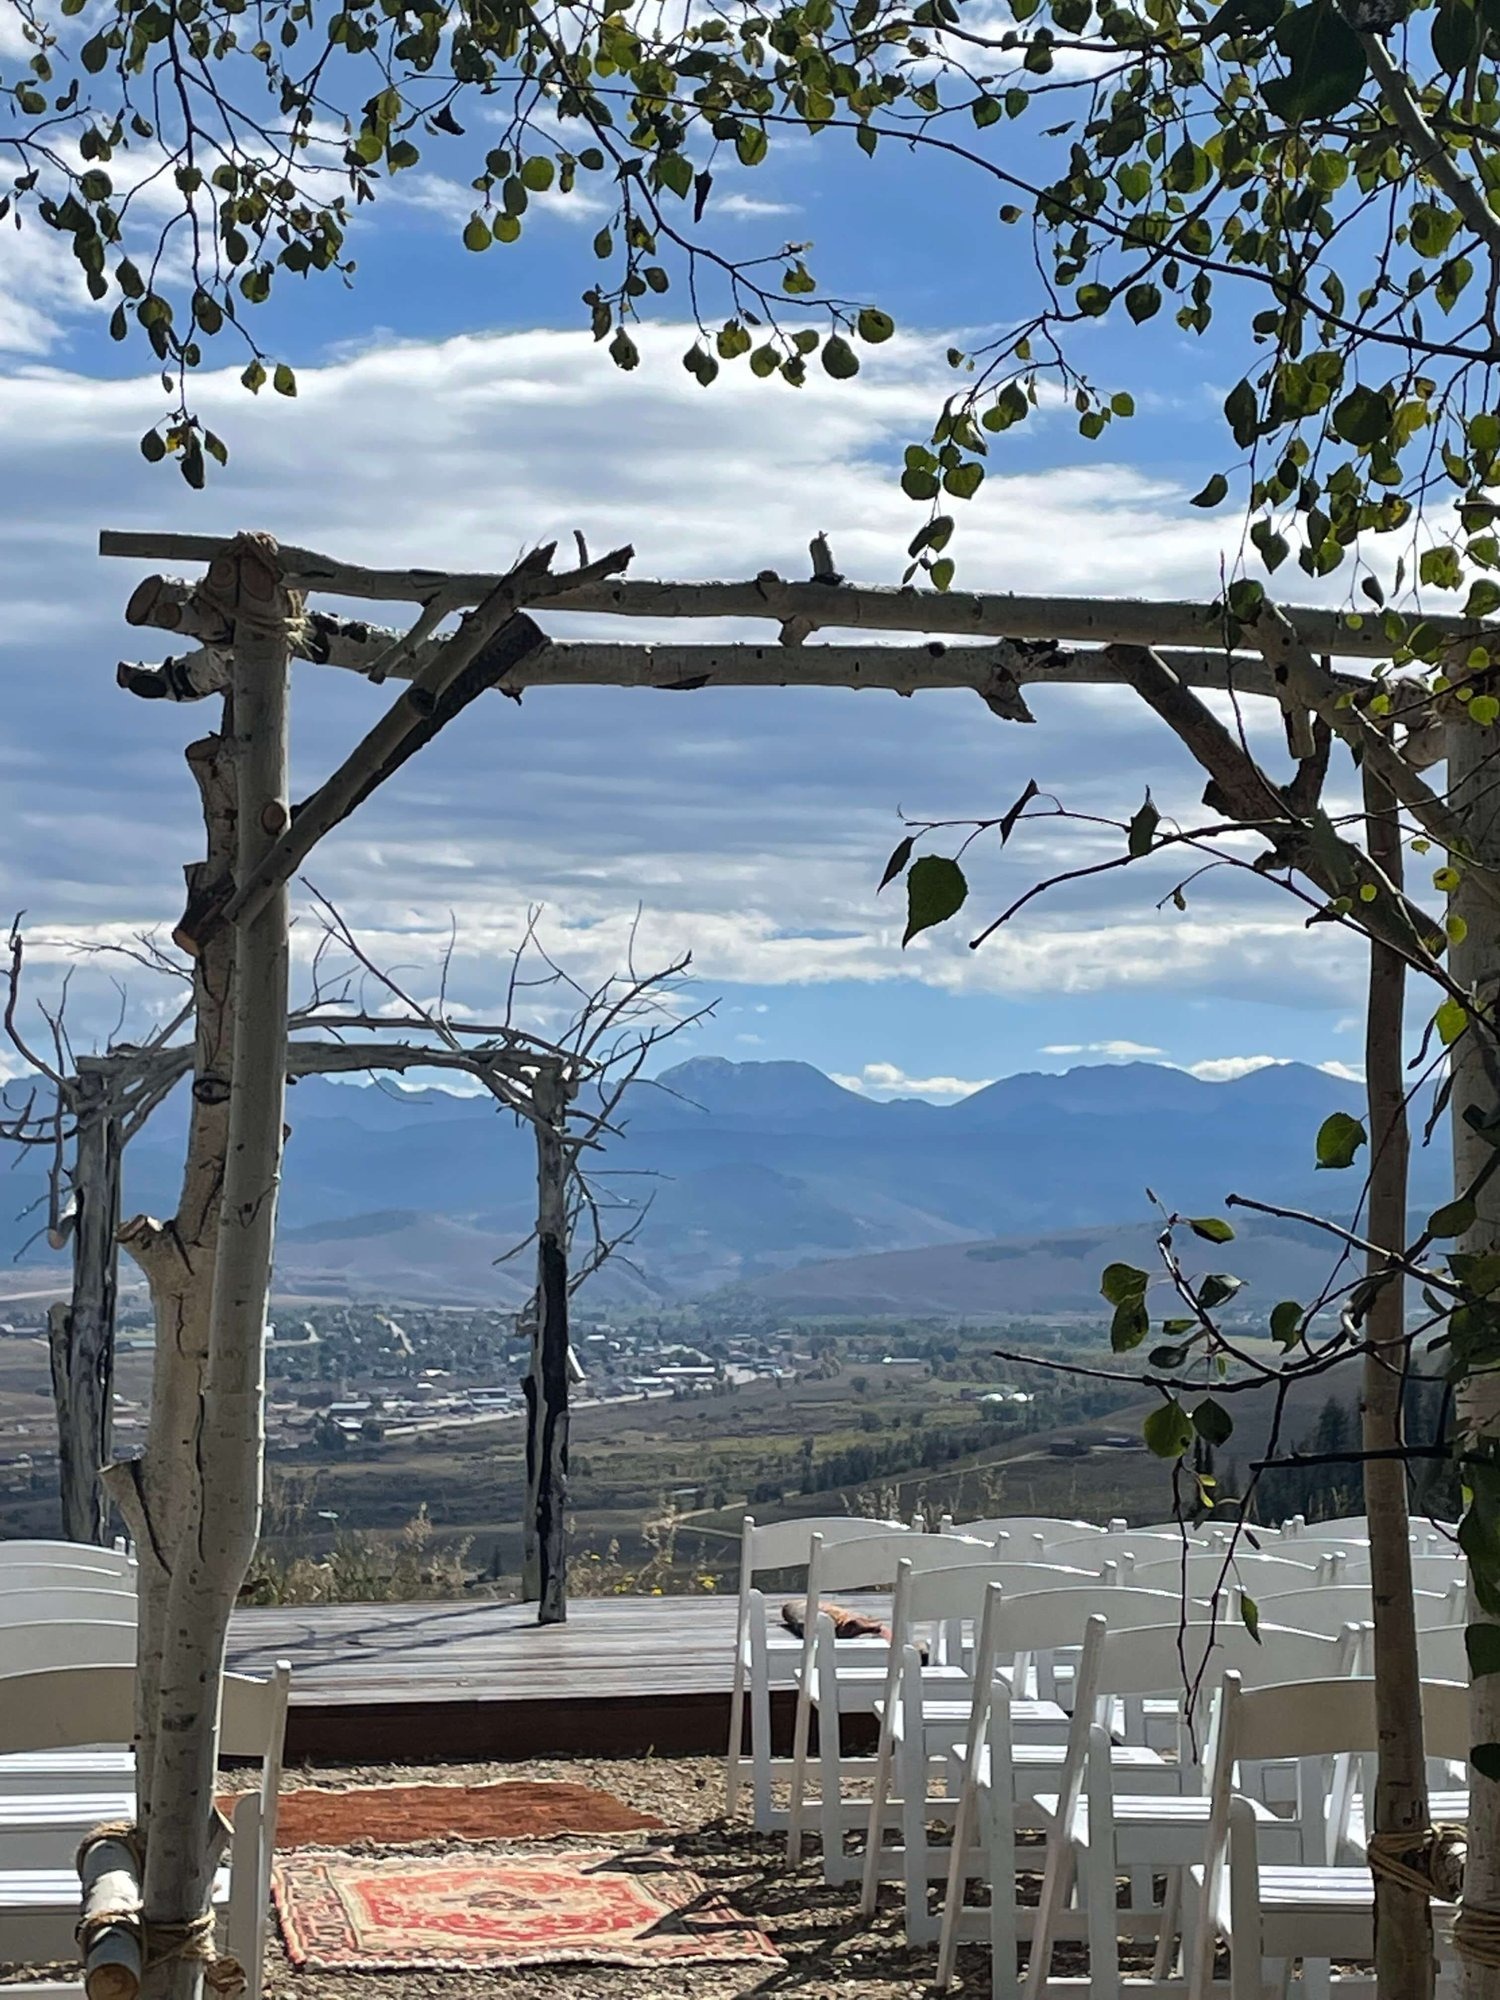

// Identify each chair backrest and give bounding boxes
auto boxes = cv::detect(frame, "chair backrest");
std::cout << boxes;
[946,1517,1100,1546]
[739,1513,907,1580]
[811,1529,1005,1596]
[0,1585,138,1625]
[1050,1532,1201,1568]
[1094,1618,1354,1700]
[0,1542,135,1577]
[0,1563,138,1593]
[1253,1582,1457,1636]
[1224,1672,1468,1766]
[892,1562,1116,1643]
[1413,1622,1466,1683]
[0,1620,137,1676]
[1126,1551,1320,1595]
[0,1661,291,1758]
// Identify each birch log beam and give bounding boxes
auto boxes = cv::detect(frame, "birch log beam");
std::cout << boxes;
[1103,643,1449,967]
[528,1067,571,1626]
[1450,705,1500,2000]
[50,1064,121,1544]
[98,531,1497,659]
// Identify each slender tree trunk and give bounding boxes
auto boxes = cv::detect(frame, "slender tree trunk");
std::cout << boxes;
[50,1063,122,1544]
[1450,712,1500,2000]
[139,540,291,2000]
[1362,761,1434,1999]
[528,1070,570,1624]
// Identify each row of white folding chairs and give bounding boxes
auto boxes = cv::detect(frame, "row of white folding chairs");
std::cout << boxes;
[796,1558,1470,1992]
[0,1660,289,2000]
[936,1604,1468,1998]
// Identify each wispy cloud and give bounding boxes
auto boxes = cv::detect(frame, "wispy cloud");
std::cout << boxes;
[833,1061,993,1101]
[1040,1039,1164,1059]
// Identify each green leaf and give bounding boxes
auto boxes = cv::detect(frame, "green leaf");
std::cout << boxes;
[1473,1742,1500,1782]
[1223,378,1258,449]
[999,778,1038,844]
[272,363,296,398]
[1193,1396,1233,1447]
[857,307,895,344]
[1240,1592,1261,1642]
[1143,1398,1194,1460]
[1191,473,1229,509]
[879,835,914,892]
[1197,1273,1243,1311]
[903,854,968,946]
[1262,0,1368,122]
[1330,384,1391,449]
[821,333,860,380]
[931,558,955,593]
[1316,1110,1367,1169]
[736,124,768,167]
[1270,1299,1303,1347]
[139,428,165,463]
[1124,283,1161,324]
[1437,997,1469,1046]
[1429,1196,1477,1239]
[1111,1296,1150,1351]
[609,326,640,371]
[520,154,555,192]
[241,359,266,394]
[943,462,984,501]
[462,214,492,253]
[1101,1261,1150,1306]
[1148,1343,1191,1369]
[1189,1216,1235,1244]
[1127,792,1159,857]
[1467,1623,1500,1679]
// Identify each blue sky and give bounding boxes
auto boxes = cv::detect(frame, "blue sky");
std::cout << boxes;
[0,96,1375,1101]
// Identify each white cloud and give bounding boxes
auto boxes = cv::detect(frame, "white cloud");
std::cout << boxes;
[1317,1059,1365,1083]
[0,322,1367,1048]
[1185,1055,1284,1083]
[1040,1039,1164,1058]
[716,193,799,219]
[833,1061,994,1101]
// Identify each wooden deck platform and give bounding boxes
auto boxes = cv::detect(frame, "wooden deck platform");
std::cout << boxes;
[226,1595,760,1762]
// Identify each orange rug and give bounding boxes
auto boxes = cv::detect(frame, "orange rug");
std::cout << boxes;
[222,1782,662,1848]
[272,1847,782,1969]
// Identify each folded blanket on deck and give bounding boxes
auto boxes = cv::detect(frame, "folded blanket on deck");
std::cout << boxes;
[781,1597,890,1642]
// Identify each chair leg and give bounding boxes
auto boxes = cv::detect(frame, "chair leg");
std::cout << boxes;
[935,1769,979,1990]
[1152,1865,1182,1982]
[987,1705,1018,2000]
[786,1638,816,1865]
[900,1685,936,1946]
[1024,1816,1076,1997]
[749,1616,775,1832]
[726,1640,746,1815]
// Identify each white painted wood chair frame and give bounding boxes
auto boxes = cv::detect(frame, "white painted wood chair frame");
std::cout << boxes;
[865,1582,1195,1949]
[1187,1674,1468,2000]
[726,1512,909,1822]
[0,1662,290,2000]
[790,1552,1089,1876]
[1008,1617,1360,2000]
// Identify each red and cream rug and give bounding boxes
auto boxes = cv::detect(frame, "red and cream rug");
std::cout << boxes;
[272,1846,781,1971]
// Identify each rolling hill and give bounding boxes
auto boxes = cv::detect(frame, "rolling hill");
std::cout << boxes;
[0,1056,1440,1309]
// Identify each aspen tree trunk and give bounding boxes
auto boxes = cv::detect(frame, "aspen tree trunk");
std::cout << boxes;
[1362,762,1434,1999]
[140,541,291,2000]
[50,1062,121,1544]
[526,1070,571,1624]
[1450,712,1500,2000]
[106,726,239,1825]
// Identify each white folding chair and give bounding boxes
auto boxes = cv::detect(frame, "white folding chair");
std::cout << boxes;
[0,1621,137,1679]
[867,1582,1194,1949]
[942,1518,1109,1551]
[1009,1618,1359,2000]
[0,1662,290,2000]
[792,1552,1088,1878]
[1251,1582,1460,1638]
[726,1512,908,1822]
[0,1566,137,1596]
[1188,1675,1466,2000]
[1048,1532,1196,1570]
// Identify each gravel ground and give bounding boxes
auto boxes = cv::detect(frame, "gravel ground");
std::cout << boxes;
[252,1754,996,2000]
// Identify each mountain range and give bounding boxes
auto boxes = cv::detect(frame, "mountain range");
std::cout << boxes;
[0,1057,1446,1312]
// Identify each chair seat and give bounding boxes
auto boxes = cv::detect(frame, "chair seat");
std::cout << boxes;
[0,1752,135,1793]
[1034,1790,1282,1828]
[957,1742,1175,1794]
[0,1792,138,1869]
[874,1695,1068,1742]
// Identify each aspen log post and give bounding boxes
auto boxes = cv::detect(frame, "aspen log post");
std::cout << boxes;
[136,537,293,2000]
[50,1062,122,1545]
[1361,761,1434,2000]
[527,1067,571,1625]
[79,1830,144,2000]
[1450,706,1500,2000]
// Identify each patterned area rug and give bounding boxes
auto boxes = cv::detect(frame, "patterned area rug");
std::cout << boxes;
[272,1847,782,1970]
[222,1781,662,1848]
